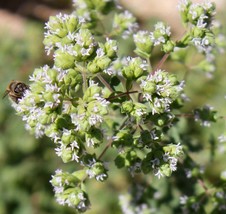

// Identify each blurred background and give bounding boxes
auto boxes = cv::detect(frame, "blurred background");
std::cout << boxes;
[0,0,226,214]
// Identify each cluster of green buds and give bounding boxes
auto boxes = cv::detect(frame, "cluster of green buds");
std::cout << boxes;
[10,0,226,212]
[134,22,175,58]
[73,0,115,28]
[176,0,226,75]
[50,169,90,212]
[140,69,184,115]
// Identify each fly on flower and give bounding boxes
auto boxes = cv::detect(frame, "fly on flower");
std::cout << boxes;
[3,80,29,103]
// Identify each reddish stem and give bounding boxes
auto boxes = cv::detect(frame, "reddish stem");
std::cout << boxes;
[151,53,170,75]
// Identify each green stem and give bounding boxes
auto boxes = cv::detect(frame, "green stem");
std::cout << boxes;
[107,90,139,101]
[146,57,152,73]
[82,72,87,93]
[97,74,114,92]
[152,53,170,74]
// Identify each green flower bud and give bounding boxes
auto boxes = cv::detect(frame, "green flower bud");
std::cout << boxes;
[162,40,175,53]
[43,35,61,47]
[122,57,146,80]
[132,102,148,119]
[72,169,87,181]
[134,67,144,79]
[96,56,111,70]
[160,164,171,177]
[48,16,68,37]
[179,4,190,24]
[64,15,80,32]
[163,143,183,156]
[61,147,76,163]
[122,67,133,80]
[168,74,178,85]
[64,69,82,88]
[72,44,95,62]
[112,11,138,38]
[152,22,171,45]
[62,131,76,146]
[39,113,55,125]
[176,33,191,47]
[104,39,118,58]
[51,170,80,187]
[63,188,84,206]
[44,124,58,138]
[28,119,37,128]
[187,6,204,23]
[79,29,94,47]
[87,61,100,74]
[169,87,181,100]
[121,101,134,114]
[83,85,101,101]
[134,31,154,58]
[43,92,54,102]
[192,26,205,38]
[32,68,44,80]
[54,50,75,69]
[92,162,106,176]
[142,81,156,94]
[47,69,58,83]
[30,83,45,94]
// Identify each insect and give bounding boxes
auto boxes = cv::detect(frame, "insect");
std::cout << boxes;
[2,80,29,103]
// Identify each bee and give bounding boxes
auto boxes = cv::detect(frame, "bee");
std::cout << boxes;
[3,80,29,103]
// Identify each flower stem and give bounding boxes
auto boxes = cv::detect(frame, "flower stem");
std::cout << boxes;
[97,74,114,92]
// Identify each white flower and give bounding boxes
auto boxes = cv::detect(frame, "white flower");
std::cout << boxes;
[88,114,103,125]
[153,168,164,179]
[177,0,190,12]
[180,195,188,204]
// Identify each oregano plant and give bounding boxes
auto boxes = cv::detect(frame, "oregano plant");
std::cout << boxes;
[8,0,226,213]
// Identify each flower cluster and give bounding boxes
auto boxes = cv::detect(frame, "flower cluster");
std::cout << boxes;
[9,0,226,213]
[81,154,108,181]
[134,22,175,58]
[141,143,183,179]
[113,127,183,179]
[122,57,147,80]
[50,169,90,212]
[112,10,139,39]
[73,0,115,26]
[44,13,82,55]
[150,22,171,46]
[177,0,226,75]
[140,69,184,115]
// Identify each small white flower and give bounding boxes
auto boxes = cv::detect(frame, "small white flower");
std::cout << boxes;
[180,195,188,204]
[177,0,190,11]
[153,168,164,179]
